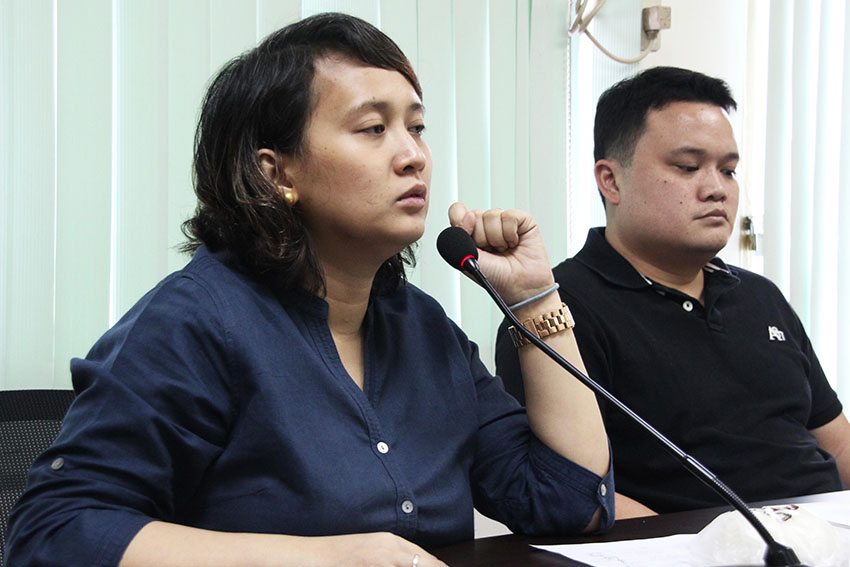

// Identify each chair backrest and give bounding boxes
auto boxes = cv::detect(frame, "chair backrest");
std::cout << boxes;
[0,389,75,562]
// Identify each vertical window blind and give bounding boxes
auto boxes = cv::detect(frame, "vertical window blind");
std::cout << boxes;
[761,0,850,401]
[1,0,598,388]
[5,0,845,409]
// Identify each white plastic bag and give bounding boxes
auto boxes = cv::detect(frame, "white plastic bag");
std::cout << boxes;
[692,504,849,566]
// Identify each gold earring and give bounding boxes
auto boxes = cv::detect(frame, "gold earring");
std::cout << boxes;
[283,190,297,205]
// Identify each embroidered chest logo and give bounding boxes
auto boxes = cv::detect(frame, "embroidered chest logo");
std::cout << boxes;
[768,325,786,342]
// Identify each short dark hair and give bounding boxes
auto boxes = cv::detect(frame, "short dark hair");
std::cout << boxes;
[181,12,421,296]
[593,66,737,166]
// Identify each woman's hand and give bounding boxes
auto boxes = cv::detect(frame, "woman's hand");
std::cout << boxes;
[448,202,555,306]
[447,203,610,501]
[301,532,447,567]
[120,522,448,567]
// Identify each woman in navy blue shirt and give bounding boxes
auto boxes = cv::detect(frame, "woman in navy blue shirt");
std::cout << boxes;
[6,12,612,567]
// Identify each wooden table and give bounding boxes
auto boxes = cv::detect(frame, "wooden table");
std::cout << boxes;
[431,491,849,566]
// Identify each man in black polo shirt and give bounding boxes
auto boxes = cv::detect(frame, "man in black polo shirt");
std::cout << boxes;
[495,66,850,517]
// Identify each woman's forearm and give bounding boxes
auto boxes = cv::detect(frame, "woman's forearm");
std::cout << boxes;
[120,521,447,567]
[120,521,303,567]
[514,293,610,478]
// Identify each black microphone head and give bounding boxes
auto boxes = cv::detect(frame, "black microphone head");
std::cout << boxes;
[437,226,478,270]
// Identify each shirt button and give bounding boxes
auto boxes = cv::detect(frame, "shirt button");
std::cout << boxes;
[599,483,608,497]
[376,441,389,454]
[401,500,415,514]
[50,457,65,471]
[682,300,694,312]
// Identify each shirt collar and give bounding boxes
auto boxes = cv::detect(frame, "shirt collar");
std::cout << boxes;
[197,244,332,319]
[703,258,732,275]
[574,227,737,290]
[573,228,651,290]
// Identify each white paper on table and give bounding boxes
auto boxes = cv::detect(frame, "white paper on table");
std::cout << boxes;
[534,500,850,567]
[534,534,710,567]
[800,502,850,530]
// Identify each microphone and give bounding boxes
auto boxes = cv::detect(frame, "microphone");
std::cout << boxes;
[436,226,806,567]
[436,225,480,272]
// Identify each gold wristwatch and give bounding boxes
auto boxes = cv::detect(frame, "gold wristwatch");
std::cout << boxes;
[508,303,575,348]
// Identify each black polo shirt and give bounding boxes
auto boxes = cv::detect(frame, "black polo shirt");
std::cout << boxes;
[495,227,844,513]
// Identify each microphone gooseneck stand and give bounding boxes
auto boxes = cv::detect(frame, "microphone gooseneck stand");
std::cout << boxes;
[436,226,806,567]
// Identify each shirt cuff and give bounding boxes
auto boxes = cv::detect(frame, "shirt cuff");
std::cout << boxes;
[529,436,615,533]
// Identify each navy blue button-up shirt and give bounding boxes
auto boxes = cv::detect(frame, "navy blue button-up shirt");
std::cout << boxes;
[6,246,613,567]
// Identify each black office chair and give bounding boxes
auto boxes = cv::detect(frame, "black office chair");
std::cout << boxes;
[0,389,75,562]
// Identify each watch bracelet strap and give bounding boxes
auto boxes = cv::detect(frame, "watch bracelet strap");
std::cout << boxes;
[508,303,574,348]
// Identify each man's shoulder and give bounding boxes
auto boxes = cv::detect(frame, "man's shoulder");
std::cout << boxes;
[550,256,627,322]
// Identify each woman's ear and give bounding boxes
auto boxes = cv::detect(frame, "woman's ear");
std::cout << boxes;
[594,159,624,207]
[258,148,298,204]
[257,148,286,185]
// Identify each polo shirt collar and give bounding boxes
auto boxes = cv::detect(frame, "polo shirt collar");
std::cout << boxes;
[573,227,739,293]
[573,227,651,290]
